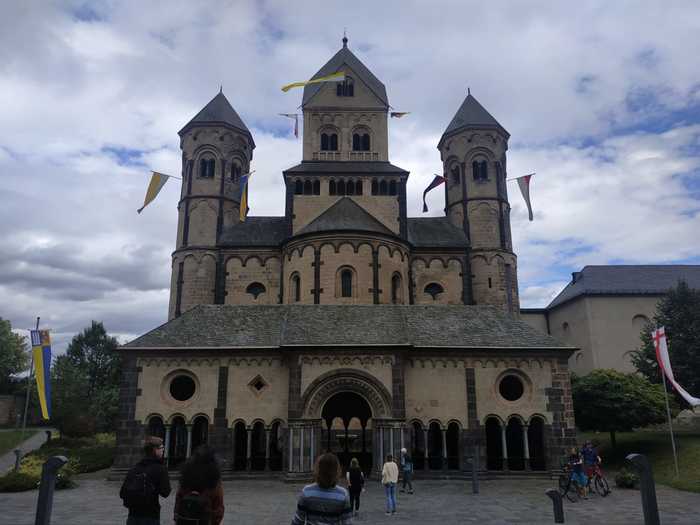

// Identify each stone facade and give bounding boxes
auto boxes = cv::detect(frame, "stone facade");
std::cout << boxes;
[116,39,577,479]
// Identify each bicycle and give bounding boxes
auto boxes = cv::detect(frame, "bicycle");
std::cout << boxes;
[585,462,611,497]
[558,463,583,502]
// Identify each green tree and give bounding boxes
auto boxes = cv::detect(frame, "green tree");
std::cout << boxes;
[632,280,700,405]
[51,321,120,434]
[0,318,29,394]
[572,369,674,448]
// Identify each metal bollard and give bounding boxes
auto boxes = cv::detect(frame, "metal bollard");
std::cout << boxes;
[626,454,660,525]
[34,455,68,525]
[45,430,52,443]
[546,488,565,523]
[13,449,22,472]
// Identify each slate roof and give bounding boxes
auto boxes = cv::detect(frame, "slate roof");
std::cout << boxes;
[440,93,509,146]
[123,304,572,350]
[283,161,408,176]
[547,265,700,309]
[407,217,469,248]
[179,92,254,146]
[219,217,287,247]
[302,42,388,108]
[295,198,395,237]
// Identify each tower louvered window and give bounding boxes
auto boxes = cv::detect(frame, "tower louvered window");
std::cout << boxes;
[200,158,215,178]
[341,269,353,298]
[321,133,338,151]
[472,160,488,181]
[336,76,354,97]
[353,133,371,151]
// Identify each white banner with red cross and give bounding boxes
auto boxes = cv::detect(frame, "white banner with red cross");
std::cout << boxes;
[652,326,700,407]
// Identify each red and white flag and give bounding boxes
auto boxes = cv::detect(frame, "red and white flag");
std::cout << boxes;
[279,113,299,138]
[516,173,535,221]
[652,327,700,407]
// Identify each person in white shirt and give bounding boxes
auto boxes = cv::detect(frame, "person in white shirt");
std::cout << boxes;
[381,454,399,515]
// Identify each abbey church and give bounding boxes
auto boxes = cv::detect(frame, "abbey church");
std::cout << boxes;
[115,38,576,478]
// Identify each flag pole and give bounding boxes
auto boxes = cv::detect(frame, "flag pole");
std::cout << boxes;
[660,339,680,478]
[16,317,39,471]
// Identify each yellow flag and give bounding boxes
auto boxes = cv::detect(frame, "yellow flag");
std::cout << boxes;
[281,72,345,92]
[137,172,170,214]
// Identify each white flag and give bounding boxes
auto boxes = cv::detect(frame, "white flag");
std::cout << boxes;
[516,173,535,221]
[652,327,700,406]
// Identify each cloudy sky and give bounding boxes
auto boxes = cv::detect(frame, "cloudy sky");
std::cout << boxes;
[2,1,699,353]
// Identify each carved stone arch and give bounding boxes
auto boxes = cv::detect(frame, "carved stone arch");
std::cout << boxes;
[482,413,505,426]
[528,413,548,425]
[411,256,428,270]
[507,414,526,425]
[263,255,281,267]
[249,417,266,428]
[427,257,448,269]
[491,253,507,265]
[355,241,374,255]
[300,244,315,258]
[408,418,425,430]
[319,241,340,255]
[446,419,463,430]
[377,243,391,258]
[189,413,210,425]
[428,418,444,429]
[192,144,223,159]
[446,257,463,271]
[200,252,217,266]
[145,413,165,425]
[471,254,489,265]
[301,368,392,419]
[225,255,245,268]
[465,146,496,164]
[230,418,247,429]
[242,254,264,268]
[167,412,187,425]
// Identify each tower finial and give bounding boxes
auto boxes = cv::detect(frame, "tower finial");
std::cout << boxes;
[342,28,348,48]
[219,84,223,94]
[468,87,471,96]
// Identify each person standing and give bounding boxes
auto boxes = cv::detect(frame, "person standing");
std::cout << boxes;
[120,436,171,525]
[346,457,364,517]
[291,453,353,525]
[173,445,225,525]
[399,448,414,494]
[381,454,399,515]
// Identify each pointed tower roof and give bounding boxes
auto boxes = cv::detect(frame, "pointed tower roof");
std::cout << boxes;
[179,91,255,147]
[302,37,388,108]
[439,92,509,147]
[295,197,395,237]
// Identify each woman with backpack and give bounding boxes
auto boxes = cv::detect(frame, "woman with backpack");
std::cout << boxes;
[345,457,364,517]
[174,445,224,525]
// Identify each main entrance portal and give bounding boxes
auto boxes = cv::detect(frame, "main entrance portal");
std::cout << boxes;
[321,391,372,474]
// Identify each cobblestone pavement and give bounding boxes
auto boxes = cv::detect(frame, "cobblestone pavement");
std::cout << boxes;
[0,477,698,525]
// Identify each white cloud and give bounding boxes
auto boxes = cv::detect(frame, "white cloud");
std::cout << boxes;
[0,1,699,344]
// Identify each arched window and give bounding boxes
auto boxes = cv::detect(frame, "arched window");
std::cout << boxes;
[424,282,444,300]
[337,76,354,97]
[321,133,329,151]
[472,160,488,181]
[329,180,336,195]
[329,133,338,151]
[379,180,388,195]
[352,133,360,151]
[361,133,370,151]
[231,163,242,182]
[246,282,266,299]
[200,158,215,178]
[294,180,303,195]
[291,274,301,303]
[451,165,460,184]
[371,180,378,195]
[341,269,353,298]
[303,180,312,195]
[389,180,397,195]
[355,180,363,195]
[337,180,346,196]
[346,180,355,195]
[313,180,320,195]
[391,273,402,304]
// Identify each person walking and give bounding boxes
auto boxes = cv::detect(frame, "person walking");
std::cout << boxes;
[399,448,414,494]
[381,454,399,516]
[173,445,225,525]
[345,457,364,517]
[291,453,353,524]
[120,436,171,525]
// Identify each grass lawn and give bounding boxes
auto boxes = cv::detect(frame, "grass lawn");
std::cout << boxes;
[0,430,39,456]
[579,431,700,493]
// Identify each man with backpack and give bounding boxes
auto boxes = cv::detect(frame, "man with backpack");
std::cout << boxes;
[120,436,172,525]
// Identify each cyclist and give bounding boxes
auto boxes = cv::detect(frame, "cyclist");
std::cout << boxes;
[581,441,601,493]
[568,447,588,499]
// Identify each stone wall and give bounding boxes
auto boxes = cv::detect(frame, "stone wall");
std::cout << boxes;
[225,254,281,305]
[411,257,463,304]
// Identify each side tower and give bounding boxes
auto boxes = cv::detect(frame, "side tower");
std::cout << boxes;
[437,93,519,314]
[169,91,255,319]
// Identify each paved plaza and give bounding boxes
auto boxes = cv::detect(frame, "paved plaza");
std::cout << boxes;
[0,475,698,525]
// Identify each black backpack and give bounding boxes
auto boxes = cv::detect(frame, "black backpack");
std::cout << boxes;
[176,490,210,525]
[122,465,156,510]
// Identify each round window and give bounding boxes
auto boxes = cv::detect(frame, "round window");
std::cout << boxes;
[170,375,196,401]
[499,375,524,401]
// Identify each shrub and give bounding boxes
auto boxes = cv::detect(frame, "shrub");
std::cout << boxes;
[615,467,639,489]
[0,471,38,492]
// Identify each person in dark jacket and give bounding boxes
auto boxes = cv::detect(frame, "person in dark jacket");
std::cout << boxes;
[174,445,225,525]
[120,436,171,525]
[291,453,353,525]
[345,457,364,517]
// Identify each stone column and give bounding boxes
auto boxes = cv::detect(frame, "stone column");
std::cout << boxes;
[379,426,384,465]
[501,425,508,470]
[246,427,252,471]
[523,425,531,471]
[423,428,429,469]
[265,428,271,471]
[164,425,171,466]
[441,428,448,470]
[186,425,193,459]
[400,424,405,451]
[389,427,395,460]
[300,426,305,472]
[288,426,294,472]
[310,424,316,468]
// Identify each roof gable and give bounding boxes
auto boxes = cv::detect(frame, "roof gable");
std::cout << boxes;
[295,197,395,237]
[302,45,388,108]
[440,93,508,145]
[407,217,469,248]
[179,92,254,145]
